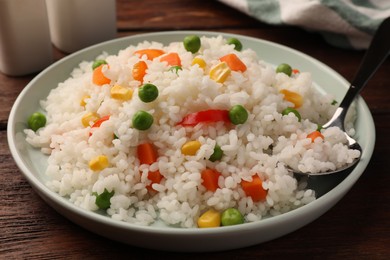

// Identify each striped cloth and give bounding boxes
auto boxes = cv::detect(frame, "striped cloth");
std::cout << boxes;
[218,0,390,49]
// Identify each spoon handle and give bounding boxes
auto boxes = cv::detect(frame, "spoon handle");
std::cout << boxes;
[324,17,390,129]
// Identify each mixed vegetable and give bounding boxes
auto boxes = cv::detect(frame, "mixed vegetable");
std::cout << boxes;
[183,35,201,53]
[282,107,301,122]
[138,83,159,103]
[198,207,244,228]
[132,110,154,130]
[27,35,334,228]
[276,63,292,76]
[226,37,243,51]
[28,112,46,131]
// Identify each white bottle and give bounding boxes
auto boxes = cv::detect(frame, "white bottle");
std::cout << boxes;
[45,0,117,53]
[0,0,53,76]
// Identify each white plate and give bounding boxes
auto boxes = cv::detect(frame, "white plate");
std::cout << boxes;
[7,31,375,252]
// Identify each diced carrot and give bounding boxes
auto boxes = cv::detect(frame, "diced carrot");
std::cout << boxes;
[160,52,182,66]
[137,143,158,164]
[134,49,165,60]
[89,115,110,136]
[292,69,300,74]
[91,115,110,128]
[219,53,247,72]
[241,175,267,202]
[132,60,148,83]
[146,170,163,190]
[201,168,221,192]
[307,130,324,142]
[137,143,163,191]
[92,64,111,86]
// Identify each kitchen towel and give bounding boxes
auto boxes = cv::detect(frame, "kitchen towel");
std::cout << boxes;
[218,0,390,49]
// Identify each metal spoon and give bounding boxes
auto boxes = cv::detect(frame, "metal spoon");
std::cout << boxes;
[294,17,390,176]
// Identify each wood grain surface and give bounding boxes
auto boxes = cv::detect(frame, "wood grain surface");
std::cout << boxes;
[1,0,389,259]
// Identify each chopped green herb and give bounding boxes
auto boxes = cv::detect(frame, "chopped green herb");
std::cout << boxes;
[93,188,114,210]
[169,65,182,74]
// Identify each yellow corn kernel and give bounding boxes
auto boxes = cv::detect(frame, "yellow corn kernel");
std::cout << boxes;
[81,112,100,127]
[80,95,90,107]
[191,57,206,69]
[280,89,303,108]
[198,209,221,228]
[89,155,109,171]
[110,85,133,101]
[181,140,202,156]
[209,62,231,83]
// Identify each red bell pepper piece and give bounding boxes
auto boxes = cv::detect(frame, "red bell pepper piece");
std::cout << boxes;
[178,109,230,126]
[89,115,110,136]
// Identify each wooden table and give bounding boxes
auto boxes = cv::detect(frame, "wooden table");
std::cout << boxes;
[1,0,389,258]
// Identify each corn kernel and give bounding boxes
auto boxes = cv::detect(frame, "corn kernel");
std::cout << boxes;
[280,89,303,108]
[81,112,100,127]
[110,85,133,101]
[80,95,90,107]
[89,155,109,171]
[191,57,206,69]
[181,140,202,156]
[198,209,221,228]
[209,62,231,83]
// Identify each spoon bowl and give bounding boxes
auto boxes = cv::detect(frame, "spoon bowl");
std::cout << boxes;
[294,17,390,176]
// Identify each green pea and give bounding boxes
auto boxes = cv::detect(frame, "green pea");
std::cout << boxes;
[183,35,201,54]
[28,112,46,132]
[226,37,243,51]
[138,83,159,103]
[169,65,182,74]
[132,110,154,130]
[209,144,223,162]
[276,63,292,76]
[282,107,301,122]
[93,188,114,210]
[229,105,248,125]
[221,208,244,226]
[92,59,107,70]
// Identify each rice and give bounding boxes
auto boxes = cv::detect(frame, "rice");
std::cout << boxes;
[25,35,360,228]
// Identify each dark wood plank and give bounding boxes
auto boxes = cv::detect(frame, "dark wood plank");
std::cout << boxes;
[0,75,30,129]
[116,0,261,30]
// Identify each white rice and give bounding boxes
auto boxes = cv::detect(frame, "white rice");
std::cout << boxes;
[25,35,360,228]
